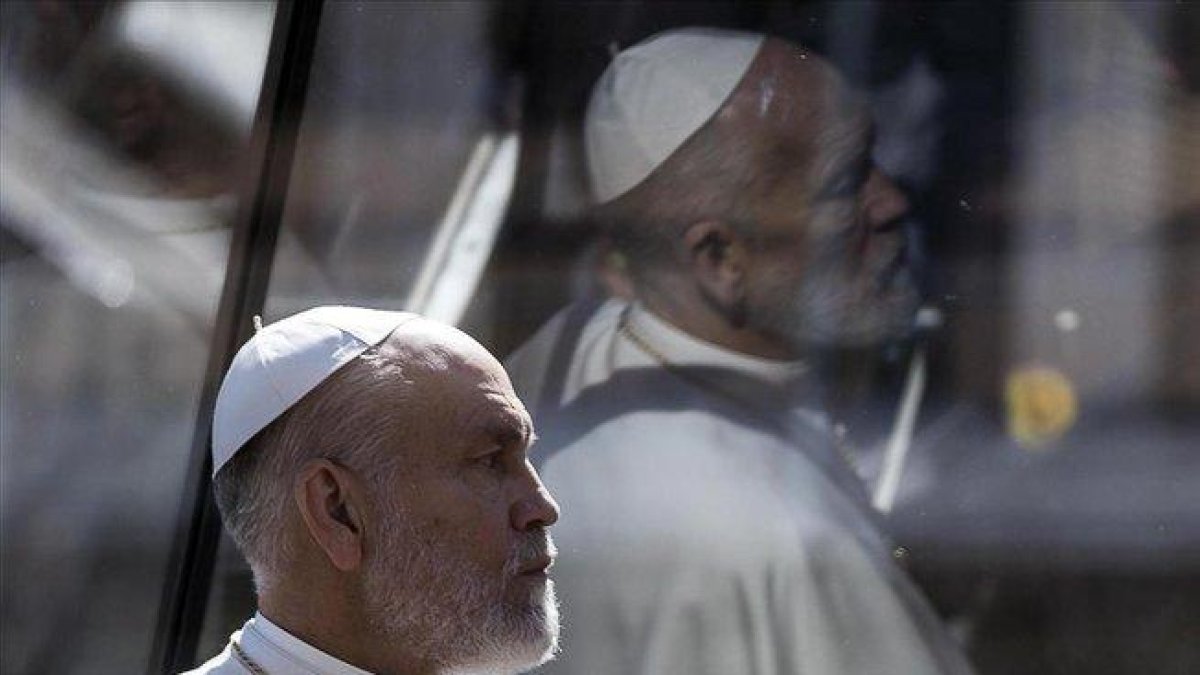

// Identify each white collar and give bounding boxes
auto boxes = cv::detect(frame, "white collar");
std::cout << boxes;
[624,302,808,387]
[236,612,374,675]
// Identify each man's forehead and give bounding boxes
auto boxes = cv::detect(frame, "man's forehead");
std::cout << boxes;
[381,322,475,364]
[726,39,870,155]
[374,317,530,426]
[458,386,534,441]
[380,321,514,388]
[818,97,873,156]
[751,40,840,108]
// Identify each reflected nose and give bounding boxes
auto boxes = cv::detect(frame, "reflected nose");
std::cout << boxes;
[511,461,561,531]
[862,168,910,232]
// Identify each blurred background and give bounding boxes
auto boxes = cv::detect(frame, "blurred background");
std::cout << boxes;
[1,1,1196,674]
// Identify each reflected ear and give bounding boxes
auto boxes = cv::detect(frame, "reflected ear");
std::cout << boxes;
[682,220,748,318]
[294,459,366,573]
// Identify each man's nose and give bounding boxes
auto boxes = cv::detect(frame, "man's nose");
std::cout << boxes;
[861,168,910,231]
[510,461,561,531]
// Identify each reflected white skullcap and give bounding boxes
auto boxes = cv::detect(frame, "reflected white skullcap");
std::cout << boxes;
[212,306,419,476]
[585,27,765,204]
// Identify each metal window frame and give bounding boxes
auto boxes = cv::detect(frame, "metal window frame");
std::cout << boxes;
[148,1,325,672]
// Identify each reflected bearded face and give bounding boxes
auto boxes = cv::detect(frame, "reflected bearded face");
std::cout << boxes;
[363,509,559,674]
[739,50,920,350]
[753,190,920,350]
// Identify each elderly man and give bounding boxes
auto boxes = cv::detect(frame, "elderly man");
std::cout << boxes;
[187,306,561,675]
[506,28,972,674]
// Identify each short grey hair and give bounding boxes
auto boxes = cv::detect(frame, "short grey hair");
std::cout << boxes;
[593,119,766,274]
[212,347,411,594]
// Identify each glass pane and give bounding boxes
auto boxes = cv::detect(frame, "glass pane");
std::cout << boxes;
[0,2,275,673]
[193,2,1200,675]
[488,4,1199,675]
[263,0,504,319]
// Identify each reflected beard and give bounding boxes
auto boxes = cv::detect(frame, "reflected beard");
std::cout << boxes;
[362,520,560,675]
[762,254,920,350]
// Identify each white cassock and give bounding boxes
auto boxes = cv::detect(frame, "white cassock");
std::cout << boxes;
[506,299,974,675]
[183,612,372,675]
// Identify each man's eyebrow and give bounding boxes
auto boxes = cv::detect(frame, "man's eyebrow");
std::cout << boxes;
[818,115,875,182]
[481,412,534,447]
[843,118,874,164]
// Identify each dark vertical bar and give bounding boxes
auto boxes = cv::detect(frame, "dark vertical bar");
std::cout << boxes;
[148,0,324,672]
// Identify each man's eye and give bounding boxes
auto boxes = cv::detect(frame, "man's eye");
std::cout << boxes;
[820,160,870,200]
[823,175,857,199]
[478,451,505,472]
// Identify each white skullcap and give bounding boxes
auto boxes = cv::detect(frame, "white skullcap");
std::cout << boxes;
[585,27,765,204]
[211,306,418,476]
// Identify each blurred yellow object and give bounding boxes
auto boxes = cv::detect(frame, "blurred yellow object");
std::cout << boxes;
[1005,365,1079,449]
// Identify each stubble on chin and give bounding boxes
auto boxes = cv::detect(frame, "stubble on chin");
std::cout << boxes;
[362,525,561,674]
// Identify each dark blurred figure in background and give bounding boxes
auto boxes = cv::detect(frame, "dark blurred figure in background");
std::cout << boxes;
[507,28,972,675]
[1,2,274,672]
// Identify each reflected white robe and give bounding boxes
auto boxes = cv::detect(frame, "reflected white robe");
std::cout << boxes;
[507,299,973,675]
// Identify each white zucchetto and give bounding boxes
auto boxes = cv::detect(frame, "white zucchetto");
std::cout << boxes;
[211,306,418,476]
[584,27,765,204]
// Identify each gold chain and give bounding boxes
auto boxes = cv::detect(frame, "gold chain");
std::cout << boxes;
[231,640,268,675]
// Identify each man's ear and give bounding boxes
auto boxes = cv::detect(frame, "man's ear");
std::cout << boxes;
[294,459,366,573]
[682,220,749,316]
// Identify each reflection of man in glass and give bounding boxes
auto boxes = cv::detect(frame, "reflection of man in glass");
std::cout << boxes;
[507,28,972,674]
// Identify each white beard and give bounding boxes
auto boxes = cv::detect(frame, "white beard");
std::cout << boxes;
[362,518,560,674]
[752,213,920,350]
[788,260,920,348]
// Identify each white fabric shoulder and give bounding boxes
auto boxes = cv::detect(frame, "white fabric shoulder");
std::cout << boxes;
[505,304,573,408]
[181,613,373,675]
[506,298,630,409]
[178,638,250,674]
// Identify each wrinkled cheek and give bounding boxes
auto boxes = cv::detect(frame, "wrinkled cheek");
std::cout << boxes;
[457,508,513,573]
[472,520,505,550]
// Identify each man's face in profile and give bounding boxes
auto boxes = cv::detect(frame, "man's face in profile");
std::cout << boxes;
[359,336,560,673]
[735,43,920,350]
